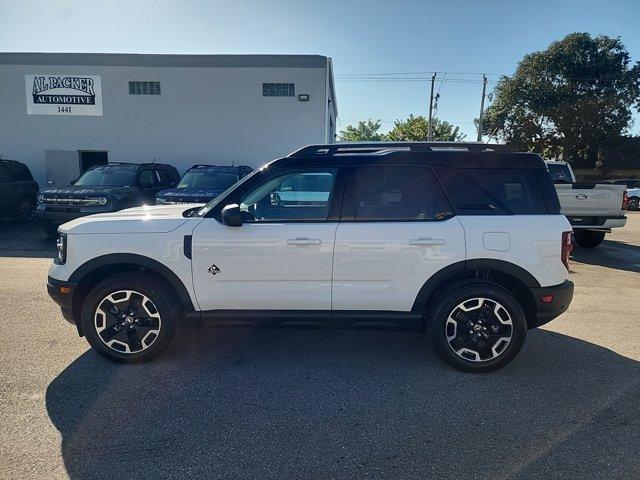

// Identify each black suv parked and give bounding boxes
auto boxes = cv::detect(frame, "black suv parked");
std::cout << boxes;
[155,164,253,205]
[0,159,39,223]
[36,162,179,235]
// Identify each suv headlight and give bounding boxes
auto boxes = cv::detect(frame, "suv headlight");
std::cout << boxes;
[156,197,167,205]
[37,194,44,204]
[55,234,67,265]
[97,196,108,206]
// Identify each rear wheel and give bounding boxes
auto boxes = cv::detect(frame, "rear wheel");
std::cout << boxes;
[573,229,605,248]
[628,197,639,211]
[80,273,178,363]
[430,282,527,373]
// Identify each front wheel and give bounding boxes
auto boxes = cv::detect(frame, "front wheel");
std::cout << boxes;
[80,273,178,363]
[573,229,605,248]
[628,197,639,211]
[13,198,35,223]
[430,282,527,373]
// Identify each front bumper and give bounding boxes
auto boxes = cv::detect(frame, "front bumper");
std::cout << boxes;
[35,205,117,226]
[528,279,574,329]
[47,276,77,326]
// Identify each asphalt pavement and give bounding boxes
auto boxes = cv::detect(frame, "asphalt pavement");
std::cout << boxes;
[0,215,639,479]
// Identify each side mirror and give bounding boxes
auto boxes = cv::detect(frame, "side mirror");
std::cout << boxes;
[221,204,243,227]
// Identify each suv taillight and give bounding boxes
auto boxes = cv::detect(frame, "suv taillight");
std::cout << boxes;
[622,191,629,210]
[562,231,573,270]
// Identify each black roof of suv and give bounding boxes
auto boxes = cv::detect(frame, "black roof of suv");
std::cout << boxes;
[280,142,546,169]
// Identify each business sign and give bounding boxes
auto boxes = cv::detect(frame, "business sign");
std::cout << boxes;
[25,74,103,116]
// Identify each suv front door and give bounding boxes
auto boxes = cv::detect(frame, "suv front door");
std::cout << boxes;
[332,165,466,312]
[191,167,343,311]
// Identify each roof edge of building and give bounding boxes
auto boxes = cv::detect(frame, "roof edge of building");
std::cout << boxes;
[0,52,329,68]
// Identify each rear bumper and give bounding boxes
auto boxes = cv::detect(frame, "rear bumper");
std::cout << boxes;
[47,276,77,325]
[528,280,574,329]
[567,215,627,230]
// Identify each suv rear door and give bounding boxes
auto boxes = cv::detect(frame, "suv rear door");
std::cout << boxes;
[332,165,465,312]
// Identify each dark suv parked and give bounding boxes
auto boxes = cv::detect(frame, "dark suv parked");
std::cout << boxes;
[0,159,39,223]
[36,162,179,235]
[155,164,253,205]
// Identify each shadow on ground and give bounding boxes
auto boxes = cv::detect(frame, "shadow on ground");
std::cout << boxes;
[0,220,54,258]
[571,238,640,274]
[47,326,640,479]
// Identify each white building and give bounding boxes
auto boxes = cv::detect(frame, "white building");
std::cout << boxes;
[0,53,337,186]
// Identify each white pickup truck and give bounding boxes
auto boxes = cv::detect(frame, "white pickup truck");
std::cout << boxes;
[546,160,627,248]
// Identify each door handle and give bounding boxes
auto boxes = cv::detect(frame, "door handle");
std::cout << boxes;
[287,237,321,246]
[409,237,445,246]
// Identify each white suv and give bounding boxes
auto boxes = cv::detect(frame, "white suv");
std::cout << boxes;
[47,143,574,372]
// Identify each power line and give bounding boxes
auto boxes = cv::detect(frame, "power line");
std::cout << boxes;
[336,71,507,77]
[335,71,628,83]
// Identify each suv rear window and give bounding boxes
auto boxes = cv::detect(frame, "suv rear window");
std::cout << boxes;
[432,165,548,215]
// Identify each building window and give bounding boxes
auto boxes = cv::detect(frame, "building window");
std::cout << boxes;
[129,81,161,95]
[262,83,295,97]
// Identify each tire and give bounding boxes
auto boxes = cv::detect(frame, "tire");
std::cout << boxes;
[573,229,605,248]
[80,272,178,363]
[13,198,35,223]
[628,197,639,211]
[429,282,527,373]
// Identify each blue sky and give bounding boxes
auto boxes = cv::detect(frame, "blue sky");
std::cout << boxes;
[1,0,639,138]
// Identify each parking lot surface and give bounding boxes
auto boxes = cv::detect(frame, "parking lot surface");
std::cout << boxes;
[1,216,639,479]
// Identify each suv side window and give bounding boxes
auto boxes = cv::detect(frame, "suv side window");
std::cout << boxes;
[138,170,156,189]
[239,169,337,222]
[155,169,174,187]
[433,165,547,215]
[354,166,452,221]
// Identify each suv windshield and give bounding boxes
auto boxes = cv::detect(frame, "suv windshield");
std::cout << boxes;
[74,166,137,186]
[547,163,573,183]
[178,170,239,189]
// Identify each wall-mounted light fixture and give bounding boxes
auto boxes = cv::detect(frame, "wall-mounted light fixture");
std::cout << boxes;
[298,94,309,101]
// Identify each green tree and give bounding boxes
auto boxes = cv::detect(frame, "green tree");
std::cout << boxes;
[339,119,386,141]
[386,115,466,141]
[482,33,640,166]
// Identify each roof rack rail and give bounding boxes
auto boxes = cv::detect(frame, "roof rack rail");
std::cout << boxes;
[288,141,509,157]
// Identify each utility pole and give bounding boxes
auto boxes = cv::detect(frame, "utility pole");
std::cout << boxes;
[428,73,436,141]
[476,74,487,142]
